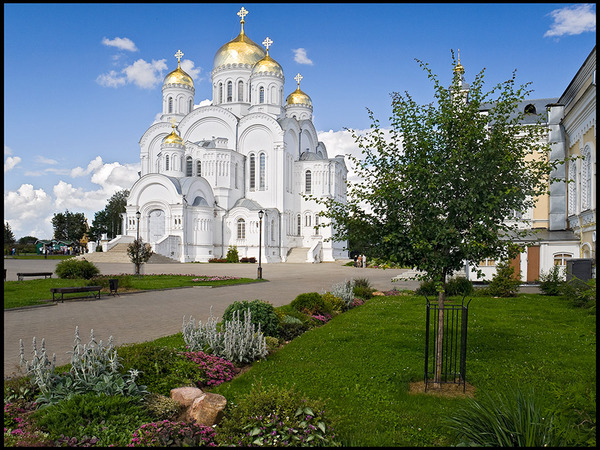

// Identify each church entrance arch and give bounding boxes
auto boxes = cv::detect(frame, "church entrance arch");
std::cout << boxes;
[148,209,166,242]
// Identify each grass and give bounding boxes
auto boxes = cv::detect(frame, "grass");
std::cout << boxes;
[7,291,596,446]
[3,275,262,309]
[209,294,596,446]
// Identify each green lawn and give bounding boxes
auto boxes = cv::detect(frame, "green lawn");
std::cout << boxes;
[210,294,596,446]
[3,275,263,309]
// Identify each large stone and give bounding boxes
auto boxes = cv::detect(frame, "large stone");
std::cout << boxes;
[170,386,204,408]
[188,392,227,426]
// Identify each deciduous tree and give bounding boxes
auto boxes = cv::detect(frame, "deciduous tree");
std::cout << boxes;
[51,210,88,242]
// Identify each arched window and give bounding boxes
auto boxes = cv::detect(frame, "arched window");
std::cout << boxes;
[165,155,170,171]
[249,83,251,102]
[305,214,311,227]
[196,160,202,177]
[235,163,238,189]
[227,81,233,102]
[524,104,536,114]
[189,99,193,112]
[271,219,275,241]
[297,214,301,235]
[259,86,265,104]
[168,97,173,113]
[305,170,312,194]
[249,154,256,190]
[553,253,572,266]
[219,83,223,104]
[568,161,577,215]
[259,153,266,190]
[238,80,244,102]
[186,156,193,177]
[237,218,246,239]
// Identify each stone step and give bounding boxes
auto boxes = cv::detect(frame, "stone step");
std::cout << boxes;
[285,247,310,263]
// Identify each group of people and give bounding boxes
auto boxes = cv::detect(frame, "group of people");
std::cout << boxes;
[354,254,367,268]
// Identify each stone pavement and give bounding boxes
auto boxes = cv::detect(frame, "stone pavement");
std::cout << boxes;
[4,258,417,378]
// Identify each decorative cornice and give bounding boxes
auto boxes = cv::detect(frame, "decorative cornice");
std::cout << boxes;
[162,83,195,93]
[211,63,253,76]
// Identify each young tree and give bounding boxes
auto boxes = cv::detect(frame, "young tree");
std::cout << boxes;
[4,222,16,244]
[89,190,129,240]
[51,210,87,242]
[127,238,153,275]
[311,53,558,385]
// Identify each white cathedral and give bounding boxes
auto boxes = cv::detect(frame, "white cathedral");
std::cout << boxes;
[117,7,348,263]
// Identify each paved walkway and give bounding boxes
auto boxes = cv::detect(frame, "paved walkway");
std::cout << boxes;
[4,259,416,378]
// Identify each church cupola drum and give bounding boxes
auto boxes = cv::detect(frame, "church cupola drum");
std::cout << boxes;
[124,6,348,263]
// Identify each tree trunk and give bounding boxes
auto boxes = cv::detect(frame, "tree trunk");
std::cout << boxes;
[434,289,445,388]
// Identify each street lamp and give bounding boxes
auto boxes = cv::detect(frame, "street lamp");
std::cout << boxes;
[135,210,141,275]
[257,210,264,280]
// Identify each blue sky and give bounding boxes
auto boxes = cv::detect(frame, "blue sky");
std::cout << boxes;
[4,3,596,240]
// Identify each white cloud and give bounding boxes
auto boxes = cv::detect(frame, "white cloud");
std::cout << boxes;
[293,48,314,65]
[123,59,168,89]
[3,184,54,239]
[35,155,58,165]
[545,4,596,38]
[197,99,212,108]
[180,59,202,80]
[71,156,104,178]
[5,156,21,172]
[5,145,13,156]
[96,70,127,88]
[102,36,138,52]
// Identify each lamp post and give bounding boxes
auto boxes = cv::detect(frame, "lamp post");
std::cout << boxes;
[135,210,141,275]
[257,210,264,280]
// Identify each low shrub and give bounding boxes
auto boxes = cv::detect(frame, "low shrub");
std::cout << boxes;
[118,343,202,396]
[486,260,520,297]
[208,258,227,263]
[321,292,346,315]
[353,285,374,300]
[130,420,217,447]
[446,277,474,297]
[290,292,332,316]
[538,265,566,296]
[143,393,183,421]
[415,279,439,297]
[446,387,560,447]
[226,245,239,263]
[4,375,39,404]
[265,336,281,354]
[215,382,338,447]
[560,277,596,311]
[4,401,53,447]
[54,258,100,279]
[222,299,280,337]
[331,279,355,309]
[31,392,152,447]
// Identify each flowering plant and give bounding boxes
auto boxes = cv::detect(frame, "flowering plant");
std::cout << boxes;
[179,351,235,387]
[129,420,217,447]
[311,314,332,325]
[4,402,53,447]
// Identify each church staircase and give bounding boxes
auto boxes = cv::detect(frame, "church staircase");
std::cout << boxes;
[76,243,178,264]
[285,247,310,263]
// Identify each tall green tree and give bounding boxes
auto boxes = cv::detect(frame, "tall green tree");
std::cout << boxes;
[4,222,16,244]
[89,189,129,240]
[18,236,39,245]
[51,210,87,242]
[311,53,558,385]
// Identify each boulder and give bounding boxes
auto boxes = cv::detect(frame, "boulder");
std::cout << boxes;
[170,386,204,408]
[188,392,227,426]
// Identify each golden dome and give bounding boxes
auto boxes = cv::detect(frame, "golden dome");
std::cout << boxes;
[162,124,183,145]
[453,48,465,75]
[164,66,194,87]
[286,73,311,107]
[252,54,283,77]
[214,31,265,69]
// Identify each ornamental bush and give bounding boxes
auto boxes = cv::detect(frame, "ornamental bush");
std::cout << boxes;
[55,258,100,279]
[215,382,338,447]
[226,245,239,263]
[290,292,332,316]
[223,299,280,337]
[130,420,217,447]
[486,260,521,297]
[537,265,566,296]
[179,350,235,387]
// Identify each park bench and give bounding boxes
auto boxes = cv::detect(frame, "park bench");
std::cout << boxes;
[50,286,102,302]
[17,272,53,281]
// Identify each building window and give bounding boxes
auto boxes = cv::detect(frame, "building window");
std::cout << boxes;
[249,83,251,102]
[479,258,495,266]
[581,146,592,210]
[271,219,275,241]
[259,153,266,190]
[219,83,223,104]
[196,160,202,177]
[189,99,193,112]
[553,253,572,266]
[259,86,265,104]
[165,155,170,171]
[227,81,233,102]
[186,156,193,177]
[249,154,256,190]
[305,170,312,194]
[235,163,238,189]
[237,218,246,239]
[238,80,244,102]
[305,214,311,227]
[297,214,301,235]
[568,161,577,215]
[524,104,536,114]
[168,97,173,113]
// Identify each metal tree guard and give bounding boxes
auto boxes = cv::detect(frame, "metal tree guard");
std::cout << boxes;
[424,296,471,392]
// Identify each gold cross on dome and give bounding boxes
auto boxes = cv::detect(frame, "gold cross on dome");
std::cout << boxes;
[294,73,303,87]
[175,50,184,63]
[169,117,177,129]
[262,37,273,52]
[237,7,248,22]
